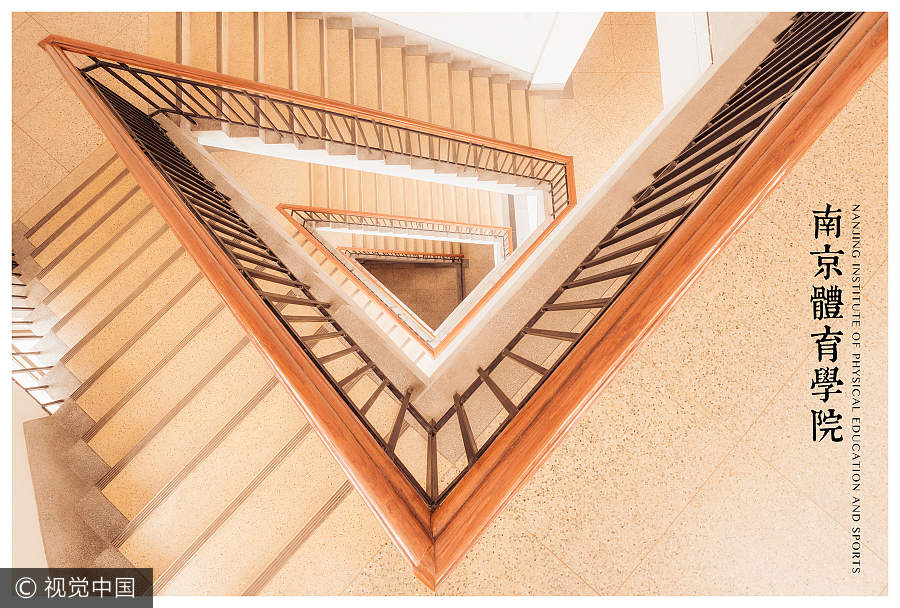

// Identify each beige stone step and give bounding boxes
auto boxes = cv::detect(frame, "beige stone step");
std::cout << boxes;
[450,62,475,132]
[17,143,117,234]
[225,12,255,81]
[471,71,494,138]
[325,24,353,103]
[100,341,276,519]
[50,227,182,348]
[260,12,289,87]
[187,12,218,72]
[528,93,550,149]
[254,489,387,594]
[84,308,245,464]
[42,207,167,317]
[404,49,429,122]
[294,16,323,95]
[380,43,406,116]
[117,381,306,575]
[158,426,347,594]
[36,188,150,295]
[62,253,202,382]
[428,57,452,128]
[25,157,127,255]
[354,32,380,111]
[490,76,513,142]
[72,278,223,422]
[509,82,531,146]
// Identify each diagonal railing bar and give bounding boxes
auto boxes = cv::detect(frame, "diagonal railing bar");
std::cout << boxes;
[40,10,885,589]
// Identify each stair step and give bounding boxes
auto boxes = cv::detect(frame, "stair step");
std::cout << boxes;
[52,226,180,348]
[84,310,245,465]
[118,383,306,574]
[37,190,150,295]
[157,424,346,594]
[71,279,222,420]
[63,253,202,381]
[101,342,276,519]
[26,158,128,253]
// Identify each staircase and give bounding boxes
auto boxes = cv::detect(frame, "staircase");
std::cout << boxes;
[18,8,885,594]
[175,12,552,257]
[14,14,568,588]
[16,143,391,594]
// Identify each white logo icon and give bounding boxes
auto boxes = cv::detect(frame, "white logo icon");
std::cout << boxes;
[15,576,37,599]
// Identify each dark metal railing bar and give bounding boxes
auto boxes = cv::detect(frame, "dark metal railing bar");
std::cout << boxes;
[386,390,411,454]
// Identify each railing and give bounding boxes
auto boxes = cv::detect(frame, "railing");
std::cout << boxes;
[11,253,63,414]
[278,207,442,345]
[341,249,466,263]
[41,10,886,589]
[65,45,573,218]
[282,205,513,256]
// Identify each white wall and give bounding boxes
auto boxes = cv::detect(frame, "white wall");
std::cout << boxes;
[656,12,768,109]
[372,12,601,89]
[655,13,712,109]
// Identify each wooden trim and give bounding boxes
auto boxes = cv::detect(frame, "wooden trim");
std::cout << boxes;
[278,216,437,347]
[279,201,572,358]
[339,247,465,260]
[40,11,885,590]
[38,34,573,166]
[428,11,887,587]
[338,247,439,340]
[280,203,513,254]
[40,35,434,576]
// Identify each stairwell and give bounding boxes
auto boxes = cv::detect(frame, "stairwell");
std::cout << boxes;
[11,9,773,594]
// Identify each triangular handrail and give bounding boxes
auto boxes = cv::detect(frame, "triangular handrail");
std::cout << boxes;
[39,11,886,589]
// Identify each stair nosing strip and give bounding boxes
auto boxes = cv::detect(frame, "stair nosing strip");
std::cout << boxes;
[70,272,204,401]
[95,336,252,490]
[242,481,353,596]
[81,302,226,442]
[43,203,154,305]
[37,185,141,278]
[50,222,170,333]
[24,154,119,240]
[59,247,187,364]
[30,169,130,259]
[113,376,279,547]
[152,424,312,593]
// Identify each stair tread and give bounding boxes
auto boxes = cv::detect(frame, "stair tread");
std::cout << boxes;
[118,384,306,573]
[75,279,222,420]
[65,253,202,381]
[85,310,245,464]
[45,209,167,319]
[159,426,346,595]
[38,189,149,293]
[101,343,275,519]
[27,158,128,251]
[53,226,181,348]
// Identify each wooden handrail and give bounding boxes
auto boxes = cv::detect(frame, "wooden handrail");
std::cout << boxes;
[428,10,887,587]
[340,248,466,261]
[40,33,436,579]
[39,11,886,590]
[40,32,576,360]
[282,219,439,346]
[281,203,514,253]
[278,201,568,358]
[40,34,574,165]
